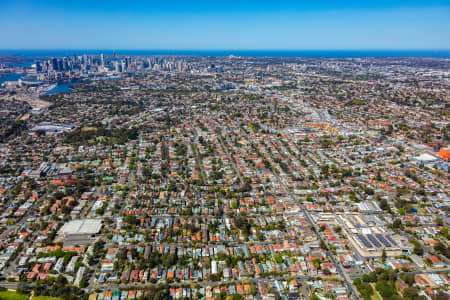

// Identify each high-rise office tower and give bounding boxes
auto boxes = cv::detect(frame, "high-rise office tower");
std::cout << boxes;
[43,60,49,72]
[51,58,58,71]
[63,57,69,71]
[35,61,41,72]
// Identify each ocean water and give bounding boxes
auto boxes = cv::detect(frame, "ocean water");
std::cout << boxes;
[1,49,449,58]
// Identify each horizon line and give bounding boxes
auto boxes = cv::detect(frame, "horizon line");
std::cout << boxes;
[1,48,450,51]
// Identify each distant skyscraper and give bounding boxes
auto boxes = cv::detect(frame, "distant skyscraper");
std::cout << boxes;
[51,58,58,71]
[63,57,69,71]
[44,60,49,72]
[35,61,41,72]
[101,54,105,67]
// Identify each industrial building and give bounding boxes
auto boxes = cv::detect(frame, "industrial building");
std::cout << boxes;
[314,212,413,258]
[339,214,413,258]
[57,219,103,246]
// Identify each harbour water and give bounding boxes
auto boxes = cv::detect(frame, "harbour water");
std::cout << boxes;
[0,73,76,95]
[0,73,26,87]
[44,81,77,95]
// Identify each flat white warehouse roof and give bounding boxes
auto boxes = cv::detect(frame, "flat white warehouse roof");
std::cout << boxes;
[59,219,102,235]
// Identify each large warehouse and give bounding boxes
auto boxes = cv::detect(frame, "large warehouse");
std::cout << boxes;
[57,219,103,246]
[314,213,413,258]
[339,214,413,258]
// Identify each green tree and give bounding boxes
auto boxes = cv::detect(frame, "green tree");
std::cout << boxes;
[312,258,322,269]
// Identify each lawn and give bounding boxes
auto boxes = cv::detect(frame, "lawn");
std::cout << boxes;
[0,291,62,300]
[0,291,28,300]
[370,283,382,300]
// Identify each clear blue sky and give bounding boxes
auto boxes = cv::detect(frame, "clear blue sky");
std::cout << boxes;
[1,0,449,50]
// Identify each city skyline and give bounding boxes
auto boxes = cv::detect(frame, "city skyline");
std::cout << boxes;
[1,0,450,50]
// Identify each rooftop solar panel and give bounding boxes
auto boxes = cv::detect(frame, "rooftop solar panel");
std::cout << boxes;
[376,234,391,247]
[386,235,397,246]
[357,234,373,248]
[366,234,382,248]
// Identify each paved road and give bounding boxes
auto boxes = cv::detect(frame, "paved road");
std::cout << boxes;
[241,129,358,299]
[190,130,207,183]
[1,188,54,277]
[83,186,102,218]
[0,282,21,289]
[0,186,38,239]
[350,267,450,280]
[271,169,358,300]
[218,133,244,184]
[89,274,323,291]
